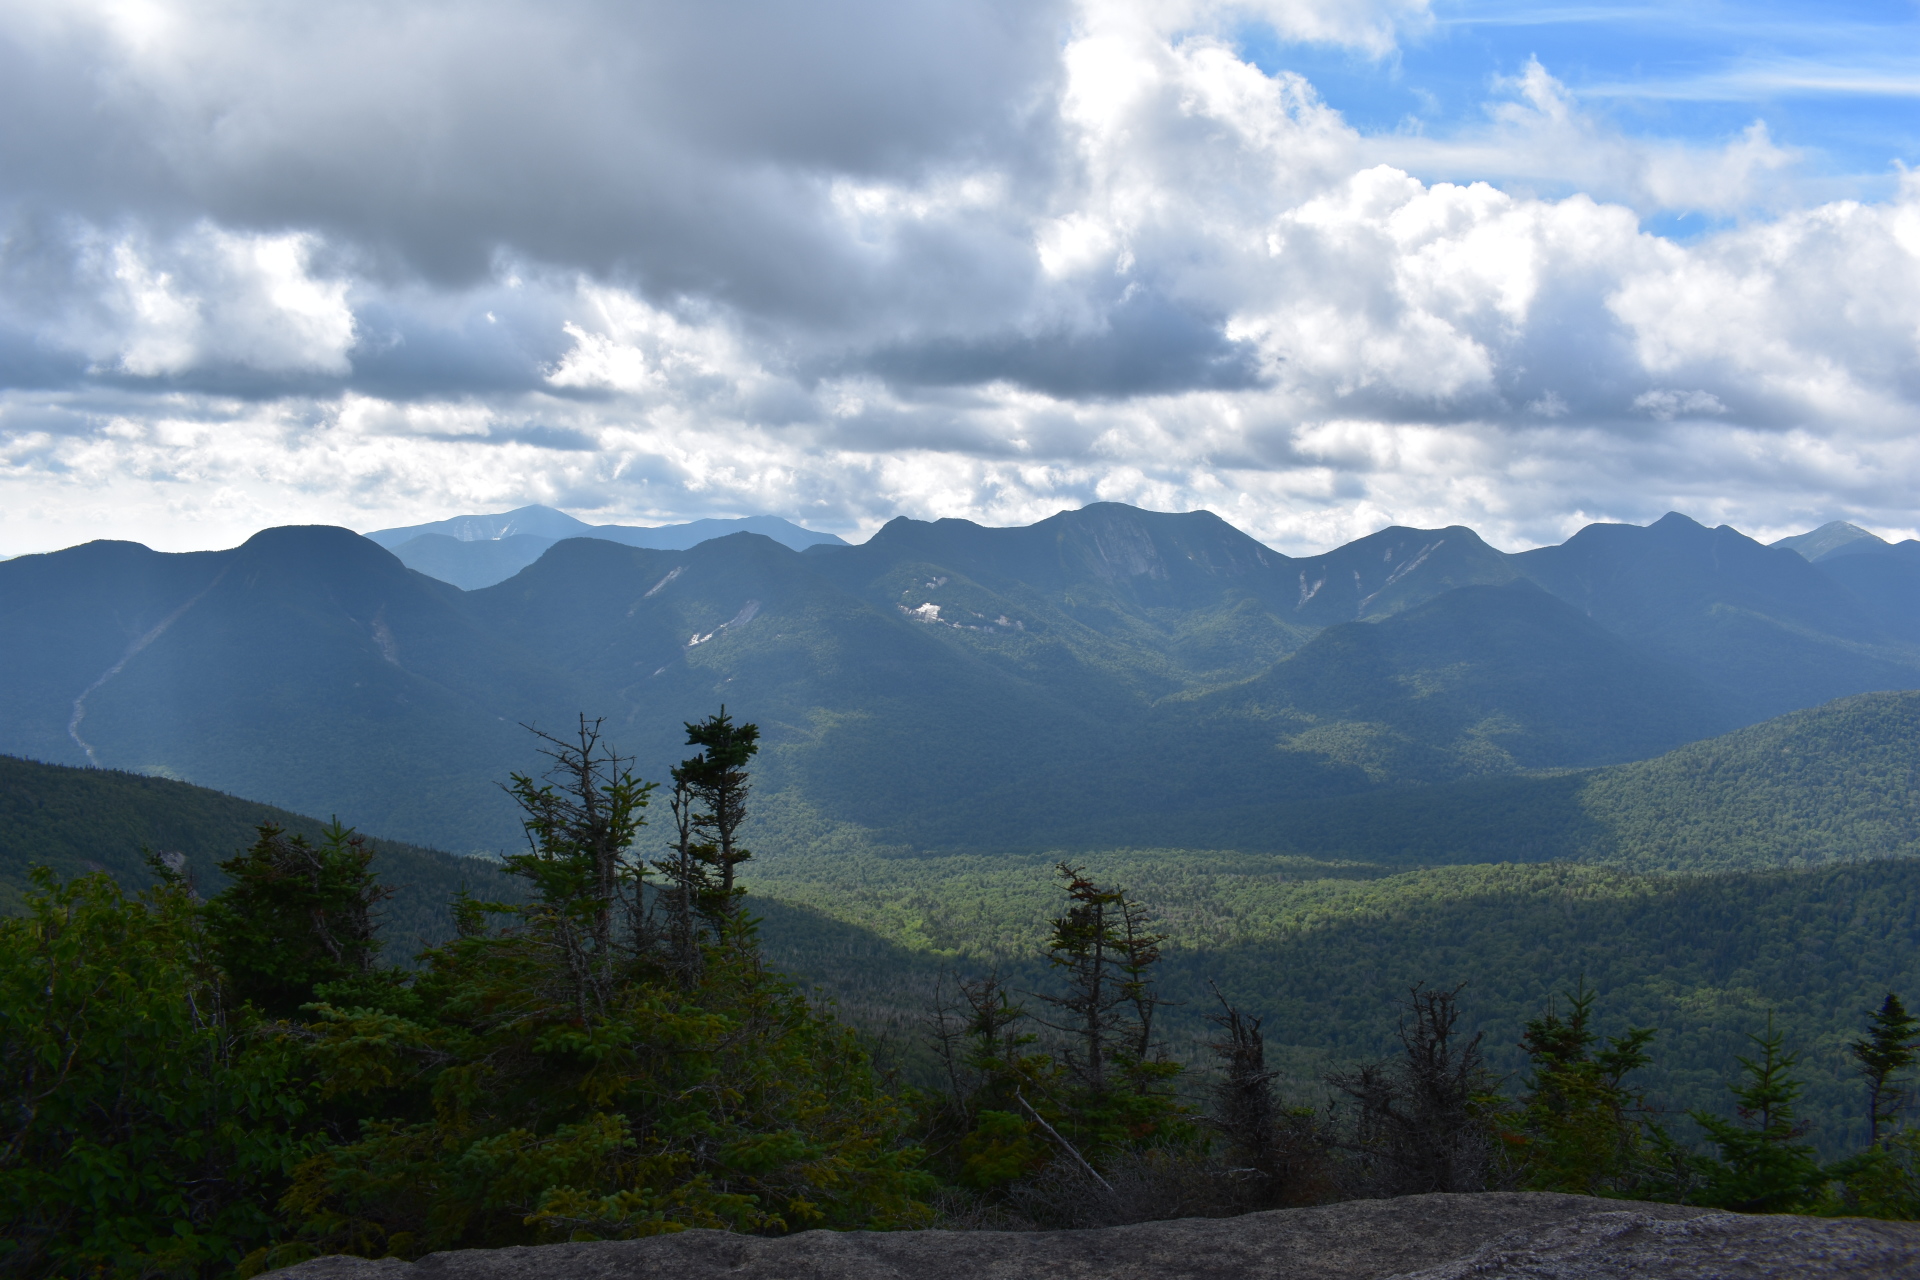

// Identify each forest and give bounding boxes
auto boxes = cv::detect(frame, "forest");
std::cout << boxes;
[5,712,1920,1280]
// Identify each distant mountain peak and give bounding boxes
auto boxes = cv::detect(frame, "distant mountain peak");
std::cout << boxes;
[365,507,847,589]
[364,506,597,548]
[1772,520,1888,562]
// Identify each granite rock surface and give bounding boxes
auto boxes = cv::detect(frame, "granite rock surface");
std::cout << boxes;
[278,1192,1919,1280]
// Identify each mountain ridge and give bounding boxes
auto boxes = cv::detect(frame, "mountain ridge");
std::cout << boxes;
[365,504,848,589]
[2,504,1914,854]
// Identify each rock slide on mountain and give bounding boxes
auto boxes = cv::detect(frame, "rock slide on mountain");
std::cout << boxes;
[278,1192,1918,1280]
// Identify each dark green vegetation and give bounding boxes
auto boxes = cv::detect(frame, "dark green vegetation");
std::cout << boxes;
[10,805,1920,1277]
[0,755,517,958]
[747,838,1920,1153]
[0,716,929,1278]
[8,699,1920,1279]
[6,682,1920,1149]
[3,504,1916,857]
[1102,688,1920,869]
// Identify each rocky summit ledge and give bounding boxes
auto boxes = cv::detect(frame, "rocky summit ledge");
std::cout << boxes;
[279,1192,1920,1280]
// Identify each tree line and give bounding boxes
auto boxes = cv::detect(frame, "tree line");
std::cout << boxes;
[2,710,1918,1279]
[923,865,1920,1225]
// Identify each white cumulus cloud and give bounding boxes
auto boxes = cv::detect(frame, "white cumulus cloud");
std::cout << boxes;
[0,0,1918,557]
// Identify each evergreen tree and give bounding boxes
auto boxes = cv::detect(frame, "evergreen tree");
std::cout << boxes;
[1851,994,1920,1148]
[1032,865,1184,1161]
[927,973,1055,1189]
[649,712,757,980]
[673,709,759,912]
[204,821,393,1020]
[1690,1015,1824,1213]
[0,871,307,1279]
[1510,983,1658,1196]
[502,716,653,1010]
[1823,995,1920,1219]
[285,711,931,1255]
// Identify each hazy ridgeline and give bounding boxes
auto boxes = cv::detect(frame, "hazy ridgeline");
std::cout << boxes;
[4,504,1918,857]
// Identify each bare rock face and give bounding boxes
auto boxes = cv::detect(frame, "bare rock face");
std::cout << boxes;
[1399,1207,1920,1278]
[278,1193,1919,1280]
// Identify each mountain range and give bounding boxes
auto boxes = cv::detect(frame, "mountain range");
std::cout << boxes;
[1,503,1916,856]
[365,506,847,590]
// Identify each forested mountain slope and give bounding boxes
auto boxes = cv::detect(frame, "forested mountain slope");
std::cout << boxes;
[3,747,1915,1153]
[0,754,516,955]
[0,504,1914,855]
[1072,690,1915,867]
[750,842,1920,1153]
[1511,513,1919,719]
[3,727,1918,1152]
[1574,689,1920,870]
[1184,580,1736,783]
[0,526,568,848]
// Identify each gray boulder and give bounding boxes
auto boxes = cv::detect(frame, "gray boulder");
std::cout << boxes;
[278,1193,1919,1280]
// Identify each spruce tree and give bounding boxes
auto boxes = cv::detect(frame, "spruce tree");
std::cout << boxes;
[287,710,932,1253]
[928,973,1055,1188]
[502,716,654,1011]
[672,708,759,913]
[203,820,392,1019]
[1034,864,1184,1160]
[1851,993,1920,1148]
[1691,1015,1823,1213]
[1825,995,1920,1218]
[1513,983,1658,1195]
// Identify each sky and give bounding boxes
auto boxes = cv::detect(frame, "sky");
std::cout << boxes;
[2,0,1919,557]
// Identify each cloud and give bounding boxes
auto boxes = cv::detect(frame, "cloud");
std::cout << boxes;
[1109,0,1433,57]
[1632,390,1727,422]
[1367,60,1803,216]
[1,0,1919,558]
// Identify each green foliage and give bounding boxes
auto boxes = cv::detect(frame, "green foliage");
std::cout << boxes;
[501,716,655,1010]
[1035,866,1187,1161]
[746,843,1920,1151]
[1689,1017,1825,1213]
[284,713,931,1256]
[921,869,1195,1207]
[286,929,931,1252]
[1506,984,1659,1196]
[1573,691,1920,872]
[1824,1129,1920,1220]
[675,709,760,908]
[0,871,308,1279]
[1819,996,1920,1220]
[927,974,1057,1189]
[204,822,393,1019]
[1849,993,1920,1147]
[503,718,652,920]
[0,753,522,957]
[955,1109,1045,1189]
